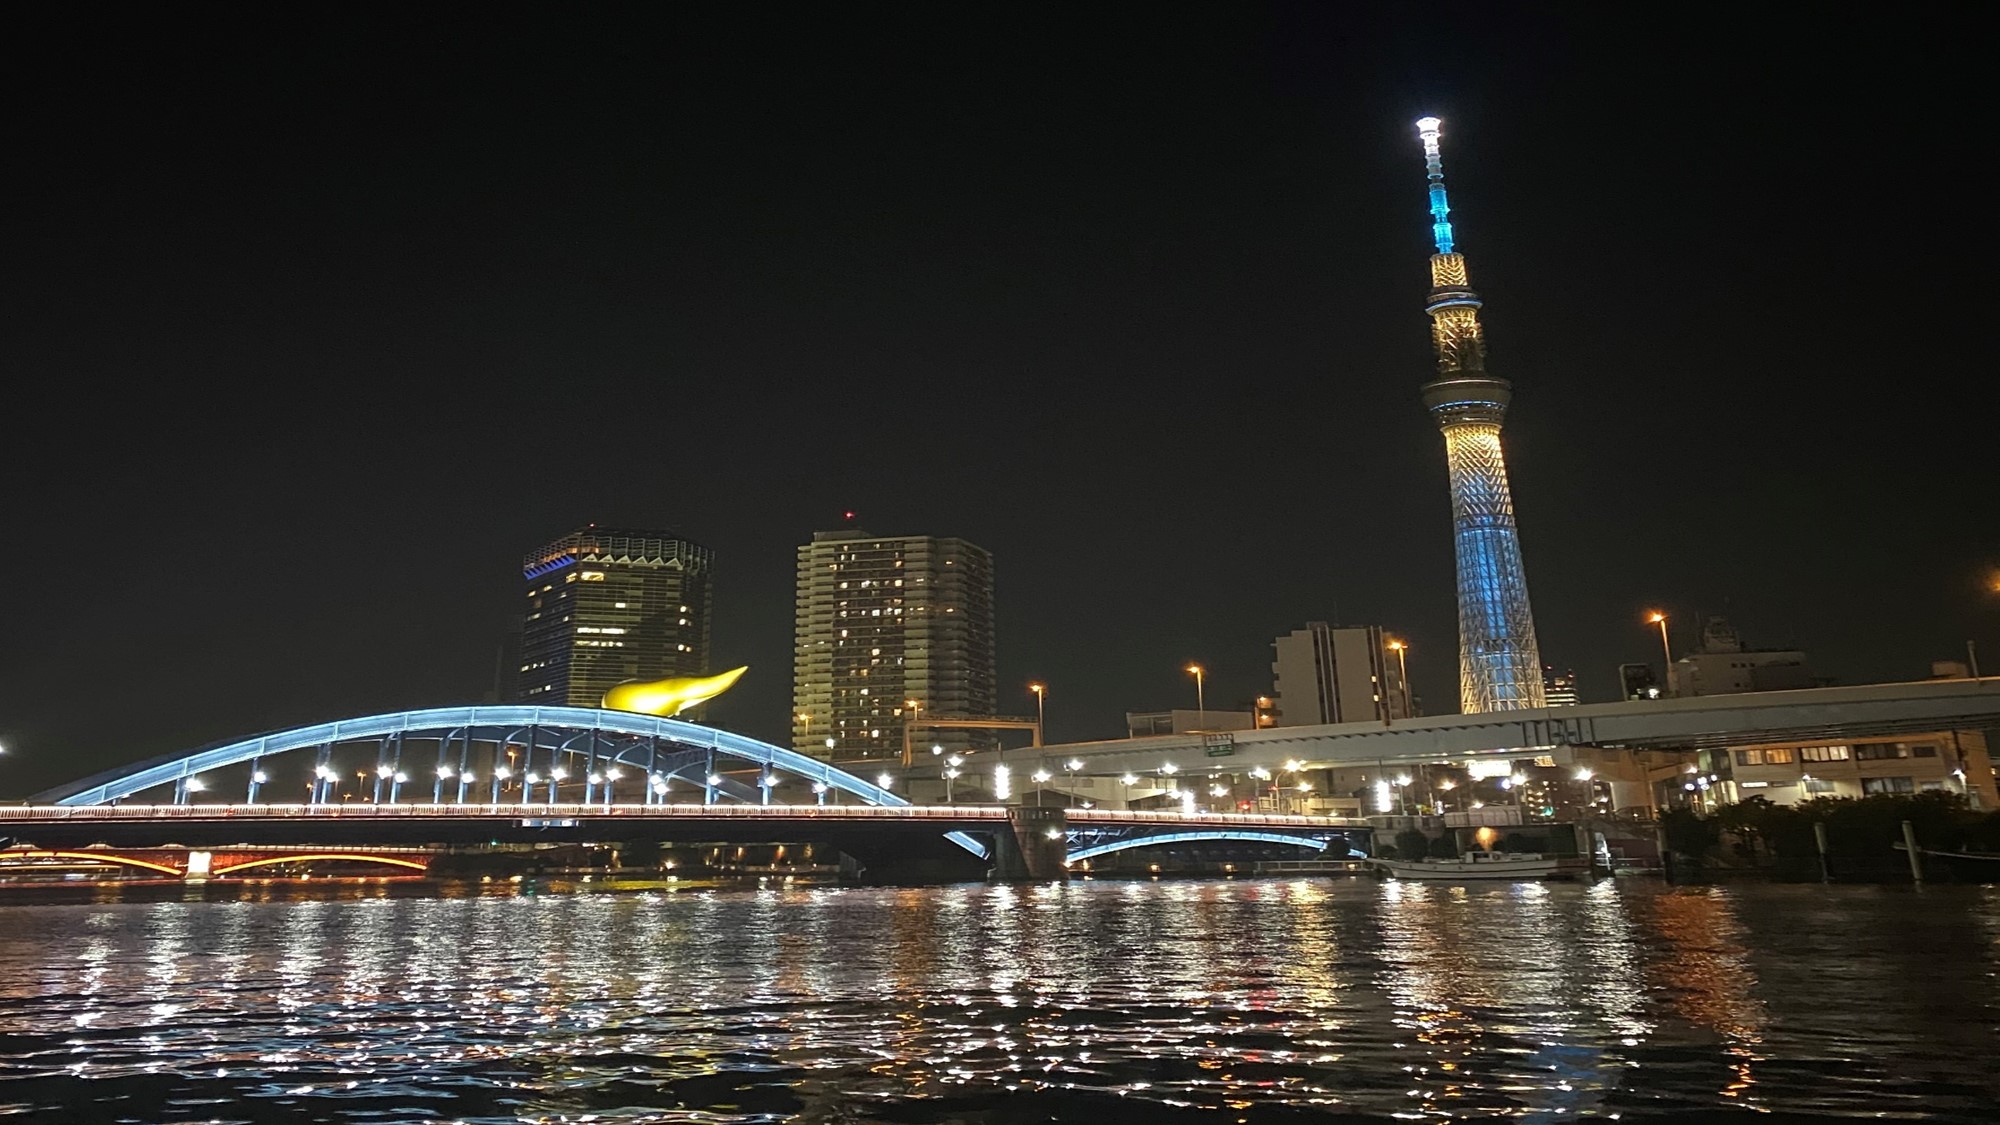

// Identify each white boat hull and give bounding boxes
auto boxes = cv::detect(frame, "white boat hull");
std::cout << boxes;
[1374,854,1588,881]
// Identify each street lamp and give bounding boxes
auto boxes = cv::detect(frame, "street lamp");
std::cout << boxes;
[1119,772,1138,807]
[1064,757,1083,807]
[1185,664,1205,727]
[1031,768,1051,807]
[1647,612,1672,674]
[1386,640,1411,718]
[943,767,960,803]
[1028,682,1046,741]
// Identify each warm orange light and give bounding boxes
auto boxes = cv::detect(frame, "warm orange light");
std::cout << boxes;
[1185,664,1203,676]
[1028,682,1045,695]
[1646,611,1666,624]
[1387,640,1407,651]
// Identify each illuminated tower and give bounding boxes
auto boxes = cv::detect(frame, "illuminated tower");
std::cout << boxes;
[1414,117,1546,712]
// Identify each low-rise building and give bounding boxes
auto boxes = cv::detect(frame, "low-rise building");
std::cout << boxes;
[1666,616,1815,697]
[1712,733,1997,808]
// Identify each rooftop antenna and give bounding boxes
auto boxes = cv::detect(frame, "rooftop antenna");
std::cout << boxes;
[1415,116,1454,254]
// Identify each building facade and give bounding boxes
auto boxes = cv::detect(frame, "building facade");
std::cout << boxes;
[793,528,995,762]
[515,527,715,709]
[1666,617,1814,697]
[1676,733,1998,810]
[1413,117,1547,713]
[1270,623,1412,726]
[1543,666,1578,706]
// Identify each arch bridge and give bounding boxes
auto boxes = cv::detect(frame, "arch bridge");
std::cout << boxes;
[19,707,1348,871]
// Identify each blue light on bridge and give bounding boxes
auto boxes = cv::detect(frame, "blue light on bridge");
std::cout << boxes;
[1064,830,1331,864]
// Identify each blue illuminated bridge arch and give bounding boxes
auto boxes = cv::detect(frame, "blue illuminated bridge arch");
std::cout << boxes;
[1063,830,1335,864]
[33,705,990,858]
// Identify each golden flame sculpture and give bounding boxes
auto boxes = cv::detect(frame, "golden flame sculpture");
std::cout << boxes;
[600,666,748,716]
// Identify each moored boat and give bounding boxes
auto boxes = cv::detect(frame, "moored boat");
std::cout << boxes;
[1372,851,1591,881]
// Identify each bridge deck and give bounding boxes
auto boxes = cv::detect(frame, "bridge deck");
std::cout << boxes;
[0,803,1363,830]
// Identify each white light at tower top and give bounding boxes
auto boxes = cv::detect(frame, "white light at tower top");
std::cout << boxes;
[1415,116,1442,133]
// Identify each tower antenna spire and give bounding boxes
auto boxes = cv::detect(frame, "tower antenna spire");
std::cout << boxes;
[1413,115,1546,714]
[1415,116,1454,254]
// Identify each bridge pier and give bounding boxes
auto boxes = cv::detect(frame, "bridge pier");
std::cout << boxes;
[989,807,1069,881]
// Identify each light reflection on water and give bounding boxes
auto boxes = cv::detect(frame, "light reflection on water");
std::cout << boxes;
[1,879,1996,1123]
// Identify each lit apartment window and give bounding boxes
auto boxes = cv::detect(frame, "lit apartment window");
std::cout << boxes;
[1861,776,1916,795]
[1799,746,1852,762]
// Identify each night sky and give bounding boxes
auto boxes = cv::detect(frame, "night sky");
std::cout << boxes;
[4,7,1993,798]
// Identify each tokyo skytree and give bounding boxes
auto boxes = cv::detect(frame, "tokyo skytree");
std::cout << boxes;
[1414,117,1546,712]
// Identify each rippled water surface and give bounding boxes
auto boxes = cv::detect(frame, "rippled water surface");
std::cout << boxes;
[3,878,1998,1123]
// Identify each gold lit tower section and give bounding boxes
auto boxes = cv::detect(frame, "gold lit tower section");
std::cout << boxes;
[1414,117,1546,712]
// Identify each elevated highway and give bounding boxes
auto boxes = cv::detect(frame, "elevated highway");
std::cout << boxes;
[993,678,2000,776]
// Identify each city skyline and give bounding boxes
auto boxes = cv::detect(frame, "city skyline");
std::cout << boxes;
[1,8,1993,797]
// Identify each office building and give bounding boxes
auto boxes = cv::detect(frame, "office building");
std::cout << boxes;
[1543,665,1578,706]
[514,527,715,709]
[1270,623,1412,726]
[1666,617,1814,697]
[1412,117,1547,712]
[794,527,995,762]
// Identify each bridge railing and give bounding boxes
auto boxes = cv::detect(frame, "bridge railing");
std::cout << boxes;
[0,802,1013,822]
[0,803,1367,828]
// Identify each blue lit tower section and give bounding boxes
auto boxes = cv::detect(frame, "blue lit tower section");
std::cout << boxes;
[1414,117,1547,712]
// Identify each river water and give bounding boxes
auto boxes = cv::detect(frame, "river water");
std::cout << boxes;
[1,877,1995,1123]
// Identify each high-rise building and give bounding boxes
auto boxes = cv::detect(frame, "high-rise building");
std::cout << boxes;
[1543,665,1578,706]
[515,527,715,709]
[1270,623,1412,726]
[793,528,995,762]
[1414,117,1546,713]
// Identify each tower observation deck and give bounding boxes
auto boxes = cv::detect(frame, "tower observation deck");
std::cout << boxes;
[1414,117,1546,713]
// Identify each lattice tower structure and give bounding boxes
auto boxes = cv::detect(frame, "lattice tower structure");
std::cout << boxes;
[1414,117,1546,713]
